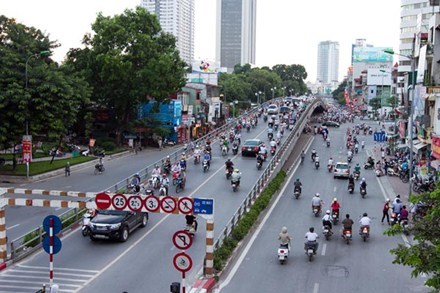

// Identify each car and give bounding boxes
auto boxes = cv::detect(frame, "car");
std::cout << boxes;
[279,106,290,114]
[241,139,263,157]
[334,162,350,178]
[323,121,340,127]
[89,210,148,242]
[267,104,279,114]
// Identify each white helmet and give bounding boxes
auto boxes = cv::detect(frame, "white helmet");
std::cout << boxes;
[362,178,366,182]
[315,193,320,197]
[326,210,330,214]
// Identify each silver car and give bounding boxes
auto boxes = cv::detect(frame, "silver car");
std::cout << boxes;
[334,162,350,178]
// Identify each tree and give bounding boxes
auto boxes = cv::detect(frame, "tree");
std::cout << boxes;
[218,73,252,103]
[0,16,91,149]
[369,98,381,111]
[385,189,440,290]
[65,7,186,140]
[272,64,308,95]
[246,68,282,102]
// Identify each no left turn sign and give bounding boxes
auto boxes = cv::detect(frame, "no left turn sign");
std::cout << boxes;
[112,193,127,210]
[172,230,193,250]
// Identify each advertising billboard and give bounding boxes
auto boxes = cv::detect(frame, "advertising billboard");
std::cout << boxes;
[367,68,392,86]
[353,47,393,63]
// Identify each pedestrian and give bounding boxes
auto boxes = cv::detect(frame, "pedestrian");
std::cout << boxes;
[381,149,385,160]
[381,199,391,224]
[158,137,163,150]
[65,162,70,177]
[383,159,389,175]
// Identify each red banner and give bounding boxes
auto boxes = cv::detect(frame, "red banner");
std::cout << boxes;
[22,135,32,163]
[432,135,440,159]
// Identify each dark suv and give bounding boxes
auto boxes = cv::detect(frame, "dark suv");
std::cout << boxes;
[89,210,148,242]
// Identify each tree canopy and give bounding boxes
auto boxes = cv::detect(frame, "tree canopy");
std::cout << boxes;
[65,7,187,135]
[0,15,91,149]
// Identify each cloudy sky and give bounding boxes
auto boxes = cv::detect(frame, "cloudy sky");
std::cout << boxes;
[0,0,400,82]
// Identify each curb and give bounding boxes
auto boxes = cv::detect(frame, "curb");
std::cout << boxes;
[189,278,216,293]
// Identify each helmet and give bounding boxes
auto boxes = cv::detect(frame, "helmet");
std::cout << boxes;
[281,226,288,233]
[386,198,390,202]
[227,158,231,162]
[296,178,300,181]
[326,210,330,214]
[234,169,239,173]
[167,155,170,159]
[309,227,314,233]
[362,178,365,182]
[356,163,359,166]
[315,193,320,197]
[333,198,337,202]
[162,173,166,177]
[136,173,140,176]
[330,157,332,160]
[363,212,368,217]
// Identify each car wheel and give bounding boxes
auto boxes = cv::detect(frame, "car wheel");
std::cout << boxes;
[119,226,129,242]
[141,214,148,227]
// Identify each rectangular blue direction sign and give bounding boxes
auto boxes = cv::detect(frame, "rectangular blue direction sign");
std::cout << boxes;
[193,198,214,215]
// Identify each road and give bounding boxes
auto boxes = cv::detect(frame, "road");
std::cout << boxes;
[0,108,299,292]
[217,120,429,293]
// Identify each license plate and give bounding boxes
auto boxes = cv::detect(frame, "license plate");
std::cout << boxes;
[324,229,328,233]
[363,228,368,233]
[247,148,252,151]
[96,226,106,230]
[308,249,314,254]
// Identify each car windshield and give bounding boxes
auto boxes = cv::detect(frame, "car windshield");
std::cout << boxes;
[97,210,127,216]
[336,164,349,169]
[268,105,277,109]
[244,140,259,146]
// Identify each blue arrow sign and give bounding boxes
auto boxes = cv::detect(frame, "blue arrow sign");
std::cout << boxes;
[374,131,386,142]
[42,235,62,255]
[43,215,62,235]
[193,198,214,215]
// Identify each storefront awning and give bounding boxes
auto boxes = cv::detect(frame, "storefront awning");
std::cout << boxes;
[412,141,428,153]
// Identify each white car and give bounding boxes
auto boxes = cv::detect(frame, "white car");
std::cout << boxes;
[267,104,279,114]
[334,162,350,178]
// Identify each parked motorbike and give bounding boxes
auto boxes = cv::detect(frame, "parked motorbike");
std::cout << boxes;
[360,226,370,242]
[342,229,352,245]
[277,243,290,264]
[202,160,209,172]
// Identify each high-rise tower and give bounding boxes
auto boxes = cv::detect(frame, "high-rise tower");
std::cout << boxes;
[216,0,257,72]
[317,41,340,83]
[141,0,195,65]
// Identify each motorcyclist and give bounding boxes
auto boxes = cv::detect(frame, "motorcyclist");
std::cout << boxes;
[300,150,305,163]
[399,205,409,223]
[327,157,334,169]
[342,214,354,233]
[231,169,241,187]
[304,227,319,254]
[194,146,201,162]
[256,152,264,165]
[131,173,141,187]
[367,156,374,167]
[311,149,317,161]
[348,174,355,190]
[163,156,172,173]
[311,193,323,213]
[185,213,198,232]
[278,226,291,250]
[361,140,365,149]
[293,178,302,194]
[322,210,333,232]
[347,149,353,160]
[160,173,170,195]
[270,138,277,151]
[203,150,211,167]
[225,159,234,174]
[152,165,161,178]
[259,144,268,159]
[359,212,371,233]
[180,153,187,170]
[360,178,367,193]
[354,163,361,175]
[234,132,241,145]
[331,198,340,218]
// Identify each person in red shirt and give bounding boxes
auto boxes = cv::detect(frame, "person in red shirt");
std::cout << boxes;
[331,198,340,219]
[381,199,390,225]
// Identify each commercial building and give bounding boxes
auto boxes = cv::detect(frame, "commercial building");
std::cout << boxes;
[216,0,257,72]
[141,0,195,65]
[317,41,340,84]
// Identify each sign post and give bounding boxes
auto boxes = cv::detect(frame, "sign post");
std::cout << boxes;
[22,135,32,179]
[42,215,62,288]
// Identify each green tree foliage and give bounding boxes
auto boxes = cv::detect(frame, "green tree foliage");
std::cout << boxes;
[386,189,440,290]
[246,68,283,102]
[0,16,91,149]
[218,74,252,102]
[65,7,186,136]
[369,97,382,111]
[272,64,308,95]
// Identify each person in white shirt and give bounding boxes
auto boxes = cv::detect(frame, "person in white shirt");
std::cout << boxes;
[322,210,333,231]
[304,227,319,254]
[347,150,353,158]
[194,147,201,160]
[259,144,268,158]
[269,139,277,149]
[311,193,323,212]
[359,212,371,231]
[151,165,161,178]
[314,155,320,163]
[327,157,334,168]
[276,131,282,140]
[160,173,170,195]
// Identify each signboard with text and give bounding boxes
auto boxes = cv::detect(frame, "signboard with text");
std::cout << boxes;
[22,135,32,163]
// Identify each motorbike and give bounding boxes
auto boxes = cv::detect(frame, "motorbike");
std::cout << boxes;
[246,125,251,132]
[323,225,332,241]
[225,167,233,179]
[355,147,358,154]
[375,169,382,177]
[202,160,209,172]
[277,243,290,264]
[175,177,185,193]
[288,124,294,131]
[342,229,352,245]
[268,133,273,140]
[127,183,140,194]
[232,144,239,155]
[294,186,301,199]
[360,226,370,242]
[326,141,330,147]
[327,164,333,172]
[304,241,317,262]
[391,212,399,226]
[194,154,200,165]
[256,159,263,170]
[270,146,276,156]
[360,187,367,198]
[276,138,281,146]
[332,212,339,225]
[364,162,374,170]
[369,129,373,135]
[315,161,319,169]
[413,178,435,193]
[163,164,171,175]
[82,212,92,237]
[184,222,197,237]
[347,156,352,163]
[172,171,179,185]
[221,145,228,156]
[179,159,187,171]
[263,115,268,123]
[354,171,360,180]
[313,206,321,217]
[231,179,239,192]
[348,182,354,194]
[158,184,167,196]
[311,153,316,162]
[151,176,160,189]
[400,170,409,183]
[94,163,105,175]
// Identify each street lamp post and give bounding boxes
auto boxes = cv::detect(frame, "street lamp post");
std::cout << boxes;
[384,37,415,197]
[24,50,50,178]
[229,100,238,117]
[271,87,276,100]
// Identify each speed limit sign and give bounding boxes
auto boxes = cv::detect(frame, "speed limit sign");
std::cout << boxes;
[127,196,143,212]
[112,194,127,210]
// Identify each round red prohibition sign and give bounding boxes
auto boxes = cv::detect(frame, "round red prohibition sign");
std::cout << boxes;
[95,192,111,210]
[127,195,143,212]
[172,230,193,250]
[178,197,193,214]
[173,252,193,273]
[112,193,127,210]
[160,196,177,213]
[144,195,160,213]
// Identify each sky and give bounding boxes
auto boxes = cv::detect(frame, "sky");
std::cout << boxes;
[0,0,401,82]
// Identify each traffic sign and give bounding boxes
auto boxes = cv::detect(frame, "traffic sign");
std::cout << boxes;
[193,198,214,215]
[374,131,386,142]
[43,215,62,235]
[160,196,177,213]
[112,193,127,210]
[95,192,111,210]
[172,230,193,250]
[144,195,160,212]
[178,197,193,214]
[128,195,143,212]
[173,252,192,273]
[42,235,62,254]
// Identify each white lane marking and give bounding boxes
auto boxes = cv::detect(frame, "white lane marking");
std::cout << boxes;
[55,207,63,211]
[218,144,304,291]
[1,274,88,282]
[321,243,327,256]
[6,224,20,230]
[16,264,99,273]
[313,283,319,293]
[333,186,336,192]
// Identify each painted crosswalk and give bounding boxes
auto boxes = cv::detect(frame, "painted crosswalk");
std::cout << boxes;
[0,264,99,292]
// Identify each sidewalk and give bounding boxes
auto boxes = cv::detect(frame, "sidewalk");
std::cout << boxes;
[367,145,410,203]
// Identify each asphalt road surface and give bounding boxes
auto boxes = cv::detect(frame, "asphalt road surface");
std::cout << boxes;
[216,120,429,293]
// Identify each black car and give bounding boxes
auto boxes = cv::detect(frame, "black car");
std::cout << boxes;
[241,139,263,157]
[323,121,340,127]
[89,210,148,242]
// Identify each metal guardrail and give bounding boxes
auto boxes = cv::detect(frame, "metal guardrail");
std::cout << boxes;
[213,99,323,250]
